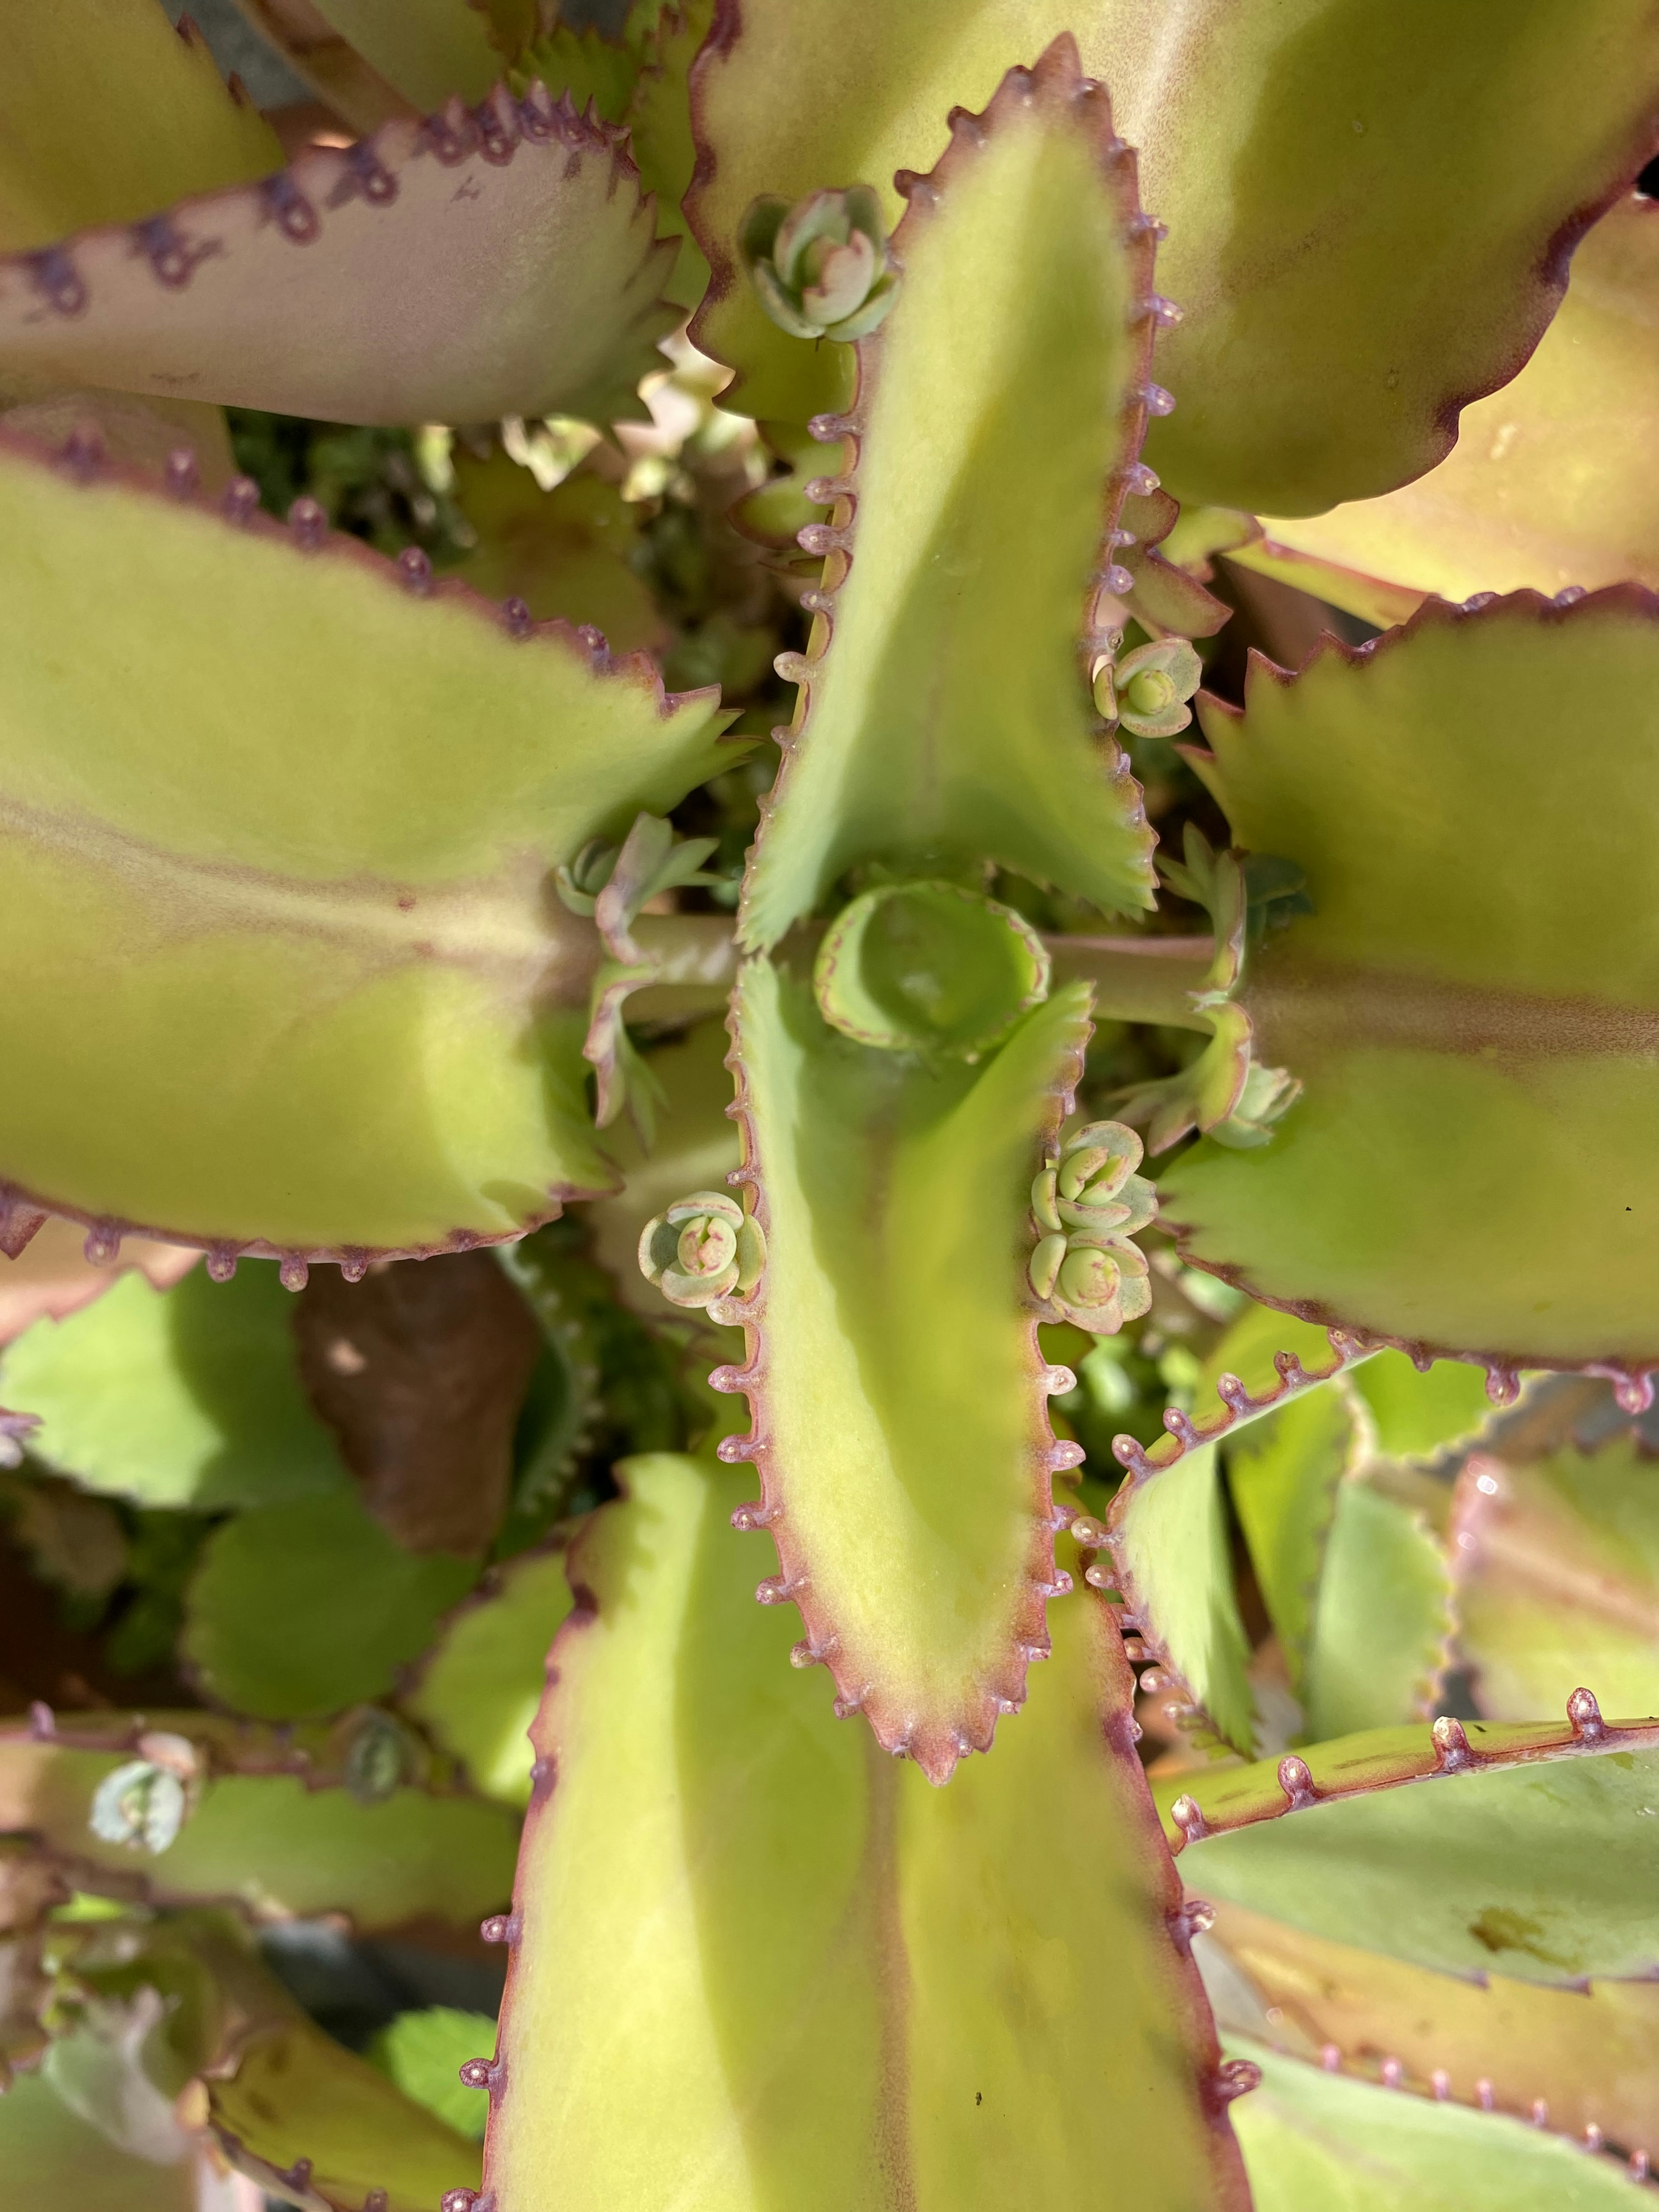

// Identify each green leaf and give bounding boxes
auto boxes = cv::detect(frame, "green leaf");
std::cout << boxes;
[1348,1355,1500,1463]
[1230,2041,1644,2211]
[483,1452,1243,2210]
[688,3,1659,512]
[183,1494,477,1719]
[449,448,668,655]
[1201,1895,1659,2149]
[623,1,715,310]
[1237,197,1659,620]
[0,2,281,256]
[404,1545,575,1806]
[210,0,411,137]
[726,960,1093,1780]
[0,98,677,429]
[1300,1474,1451,1741]
[518,22,642,125]
[213,2012,484,2211]
[0,1264,344,1511]
[366,2007,496,2141]
[0,2047,200,2209]
[1170,1718,1659,1986]
[1160,596,1659,1376]
[737,43,1158,950]
[0,432,734,1258]
[0,1217,196,1348]
[1111,1443,1255,1754]
[301,0,505,108]
[0,1729,518,1929]
[1453,1437,1659,1723]
[1225,1387,1354,1679]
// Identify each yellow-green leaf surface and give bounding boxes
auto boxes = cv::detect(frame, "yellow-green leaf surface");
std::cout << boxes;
[1202,1895,1659,2148]
[0,1734,518,1929]
[0,96,677,429]
[1230,2042,1645,2211]
[0,0,280,258]
[1300,1475,1450,1740]
[0,434,733,1259]
[211,2013,483,2212]
[1111,1444,1255,1754]
[688,0,1659,512]
[483,1452,1244,2212]
[1238,197,1659,618]
[1453,1438,1659,1723]
[727,962,1092,1781]
[183,1494,477,1719]
[367,2005,494,2139]
[404,1545,575,1805]
[1173,1721,1659,1986]
[737,43,1157,950]
[225,0,413,135]
[450,449,667,653]
[1225,1386,1354,1676]
[304,0,505,110]
[1160,595,1659,1373]
[624,0,714,309]
[0,2056,202,2209]
[0,1264,345,1510]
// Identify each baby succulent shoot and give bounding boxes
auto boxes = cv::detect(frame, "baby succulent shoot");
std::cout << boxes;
[1,3,1659,2209]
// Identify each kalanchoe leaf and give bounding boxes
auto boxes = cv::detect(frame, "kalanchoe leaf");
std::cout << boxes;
[404,1545,575,1807]
[221,0,414,135]
[637,1188,765,1309]
[737,41,1160,951]
[719,960,1094,1780]
[0,89,678,429]
[813,880,1052,1059]
[481,1453,1249,2209]
[298,0,520,111]
[1160,591,1659,1376]
[740,185,899,343]
[0,430,736,1260]
[1236,196,1659,622]
[622,0,715,309]
[1229,2041,1646,2211]
[1163,1704,1659,1986]
[688,0,1659,514]
[1452,1437,1659,1723]
[1028,1121,1156,1332]
[0,0,282,255]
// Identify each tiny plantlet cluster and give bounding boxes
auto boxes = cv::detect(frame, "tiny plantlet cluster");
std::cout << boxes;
[3,2,1659,2206]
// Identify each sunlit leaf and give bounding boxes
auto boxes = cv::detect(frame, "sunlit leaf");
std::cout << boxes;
[1112,1443,1255,1754]
[404,1545,574,1806]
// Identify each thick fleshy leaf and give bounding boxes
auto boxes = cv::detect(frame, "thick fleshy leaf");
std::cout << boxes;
[1167,1711,1659,1986]
[687,0,1659,513]
[302,0,505,110]
[210,2012,483,2212]
[1453,1438,1659,1722]
[1230,2042,1646,2211]
[225,0,413,135]
[0,1729,518,1928]
[0,2,281,257]
[1201,1897,1659,2149]
[183,1494,477,1719]
[1239,197,1659,618]
[0,432,734,1260]
[1300,1474,1451,1740]
[0,1217,195,1346]
[1224,1386,1353,1676]
[737,42,1158,950]
[1,1264,344,1511]
[367,2006,494,2139]
[0,91,677,429]
[403,1545,575,1805]
[483,1452,1246,2209]
[624,0,714,309]
[1112,1444,1255,1754]
[722,961,1092,1781]
[1160,595,1659,1380]
[450,449,668,653]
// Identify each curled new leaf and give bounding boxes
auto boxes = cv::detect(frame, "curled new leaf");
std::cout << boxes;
[1095,637,1204,737]
[813,881,1051,1058]
[738,186,900,341]
[637,1189,765,1310]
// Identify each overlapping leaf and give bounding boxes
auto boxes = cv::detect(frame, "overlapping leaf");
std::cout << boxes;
[723,962,1091,1780]
[483,1452,1246,2210]
[1238,196,1659,619]
[0,90,677,428]
[0,0,280,257]
[1160,595,1659,1378]
[404,1545,575,1805]
[737,41,1158,950]
[0,432,734,1260]
[687,0,1659,512]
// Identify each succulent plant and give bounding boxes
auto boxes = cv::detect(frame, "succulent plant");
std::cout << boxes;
[1,1,1659,2206]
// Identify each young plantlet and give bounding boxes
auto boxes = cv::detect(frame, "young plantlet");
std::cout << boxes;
[738,186,900,341]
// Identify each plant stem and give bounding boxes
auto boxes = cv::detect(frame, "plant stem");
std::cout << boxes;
[1045,934,1215,1031]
